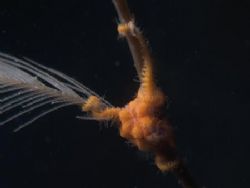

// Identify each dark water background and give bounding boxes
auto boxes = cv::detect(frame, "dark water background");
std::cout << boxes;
[0,0,249,187]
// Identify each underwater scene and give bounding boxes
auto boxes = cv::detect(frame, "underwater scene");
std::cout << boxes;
[0,0,249,187]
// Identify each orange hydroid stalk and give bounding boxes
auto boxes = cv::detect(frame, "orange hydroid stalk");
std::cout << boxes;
[82,0,199,188]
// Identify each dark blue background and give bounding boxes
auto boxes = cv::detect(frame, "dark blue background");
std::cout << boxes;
[0,0,249,187]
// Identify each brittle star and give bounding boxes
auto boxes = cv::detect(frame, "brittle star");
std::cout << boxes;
[0,0,198,187]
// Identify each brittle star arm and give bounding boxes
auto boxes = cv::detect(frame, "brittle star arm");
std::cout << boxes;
[112,0,154,81]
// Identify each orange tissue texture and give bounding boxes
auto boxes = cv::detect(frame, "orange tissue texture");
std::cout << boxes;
[118,23,130,36]
[82,96,102,112]
[118,86,172,151]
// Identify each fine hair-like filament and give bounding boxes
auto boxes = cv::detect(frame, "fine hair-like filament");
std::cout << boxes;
[0,52,111,131]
